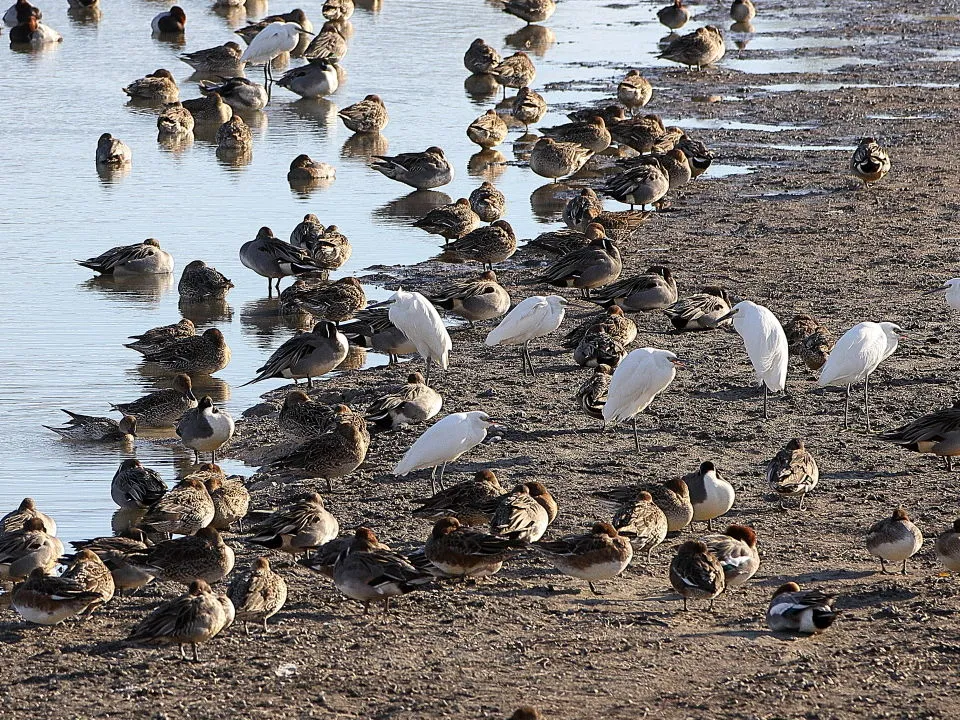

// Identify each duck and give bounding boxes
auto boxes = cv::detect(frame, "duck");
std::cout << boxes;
[414,198,481,242]
[590,266,678,312]
[248,492,339,555]
[44,411,137,443]
[865,508,923,575]
[321,0,352,21]
[111,459,168,509]
[663,287,735,331]
[200,77,268,111]
[424,517,521,579]
[181,93,233,125]
[537,225,622,298]
[177,396,235,463]
[595,478,693,533]
[216,115,253,153]
[152,6,186,34]
[464,38,502,75]
[125,318,195,354]
[541,117,611,153]
[281,277,365,325]
[563,188,604,230]
[767,582,837,634]
[140,476,214,536]
[178,260,234,302]
[78,238,172,276]
[123,69,179,104]
[0,518,64,580]
[303,20,348,61]
[240,226,322,297]
[365,372,443,430]
[508,709,545,720]
[935,519,960,572]
[10,568,101,626]
[650,147,693,193]
[227,557,287,633]
[575,207,650,243]
[563,306,637,350]
[659,26,726,70]
[657,0,690,30]
[441,220,517,271]
[684,461,735,530]
[371,146,453,190]
[669,540,725,611]
[604,158,670,209]
[511,86,547,132]
[783,313,834,371]
[607,113,671,155]
[287,154,337,183]
[467,109,509,149]
[536,522,633,594]
[277,58,340,99]
[127,526,235,586]
[340,307,416,365]
[490,52,536,96]
[567,105,627,125]
[850,137,891,187]
[3,0,40,27]
[142,328,231,375]
[617,70,653,115]
[278,391,336,439]
[731,0,757,23]
[878,400,960,470]
[411,469,507,525]
[489,484,550,543]
[501,0,555,24]
[676,133,714,178]
[94,133,132,167]
[0,498,57,536]
[128,579,231,662]
[574,364,611,420]
[766,439,819,509]
[270,416,369,492]
[70,532,155,595]
[612,492,668,563]
[9,15,62,44]
[573,332,625,368]
[469,182,507,222]
[332,528,433,612]
[180,42,246,75]
[157,103,195,137]
[338,94,389,133]
[203,471,250,532]
[431,270,511,326]
[247,321,349,388]
[700,525,759,588]
[59,549,115,615]
[528,137,592,182]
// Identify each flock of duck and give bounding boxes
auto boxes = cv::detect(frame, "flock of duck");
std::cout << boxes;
[2,0,956,703]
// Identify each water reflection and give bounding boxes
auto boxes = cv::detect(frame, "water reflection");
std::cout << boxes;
[468,149,508,180]
[96,163,131,184]
[179,298,235,325]
[464,73,500,104]
[67,7,102,25]
[530,182,575,223]
[341,132,389,160]
[240,297,310,347]
[337,344,367,371]
[158,132,194,154]
[245,0,270,18]
[284,97,339,131]
[355,0,383,11]
[80,274,174,304]
[152,32,186,47]
[212,5,247,28]
[217,146,254,168]
[373,190,453,224]
[504,25,556,56]
[729,21,755,50]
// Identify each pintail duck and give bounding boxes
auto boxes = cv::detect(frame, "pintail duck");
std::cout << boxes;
[3,0,40,26]
[651,147,692,191]
[441,220,517,271]
[596,478,692,533]
[202,470,250,532]
[1,498,57,536]
[152,6,186,34]
[878,400,960,470]
[657,0,690,30]
[528,137,592,182]
[247,321,349,387]
[485,295,567,377]
[287,154,337,184]
[766,439,819,509]
[617,70,653,115]
[216,115,253,153]
[425,517,521,578]
[659,26,726,70]
[563,188,603,230]
[537,225,622,298]
[490,52,536,96]
[338,94,389,133]
[670,540,725,610]
[576,207,650,243]
[281,277,365,325]
[501,0,555,24]
[248,492,339,555]
[279,390,337,439]
[341,307,416,365]
[277,58,340,99]
[128,579,231,661]
[157,103,195,137]
[574,331,625,369]
[228,557,287,633]
[676,133,714,178]
[9,14,61,44]
[730,0,756,22]
[784,313,834,370]
[177,396,235,463]
[767,582,837,634]
[111,459,168,509]
[591,266,678,312]
[684,461,735,530]
[78,238,172,275]
[178,260,233,302]
[511,86,547,132]
[699,524,759,588]
[574,364,611,419]
[469,182,507,222]
[564,306,637,349]
[123,69,179,104]
[489,483,551,543]
[322,0,352,21]
[663,287,734,331]
[142,328,231,375]
[45,411,137,443]
[371,146,454,190]
[414,198,481,242]
[612,491,668,563]
[411,469,506,525]
[431,270,511,326]
[60,549,115,615]
[11,568,101,626]
[271,416,369,492]
[536,522,633,593]
[566,105,627,125]
[333,528,432,612]
[541,117,611,153]
[935,519,960,572]
[0,518,64,580]
[509,709,545,720]
[304,20,348,62]
[467,110,509,149]
[180,42,246,75]
[289,215,351,270]
[850,137,891,187]
[240,226,322,297]
[365,372,443,430]
[71,532,154,595]
[607,113,669,155]
[201,77,267,111]
[464,38,502,75]
[125,318,195,354]
[128,526,235,586]
[604,158,670,209]
[866,508,923,575]
[181,93,233,125]
[141,476,214,536]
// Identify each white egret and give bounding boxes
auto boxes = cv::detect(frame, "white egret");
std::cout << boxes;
[817,321,904,431]
[717,301,788,419]
[924,278,960,311]
[602,347,682,452]
[484,295,567,377]
[240,22,312,96]
[388,288,452,386]
[393,411,496,493]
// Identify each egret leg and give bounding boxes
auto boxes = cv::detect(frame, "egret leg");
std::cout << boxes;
[430,465,438,494]
[879,558,889,574]
[901,559,907,575]
[526,341,539,378]
[437,462,448,490]
[268,276,273,298]
[843,384,851,429]
[798,494,805,510]
[682,596,688,611]
[864,373,872,433]
[520,341,530,376]
[423,360,431,387]
[763,384,769,419]
[633,416,640,453]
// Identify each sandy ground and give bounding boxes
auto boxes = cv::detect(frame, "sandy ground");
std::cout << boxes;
[5,1,960,718]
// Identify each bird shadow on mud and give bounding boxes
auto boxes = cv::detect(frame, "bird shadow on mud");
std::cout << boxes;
[753,569,875,587]
[835,582,920,610]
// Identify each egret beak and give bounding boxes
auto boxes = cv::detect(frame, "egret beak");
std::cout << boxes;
[715,308,740,323]
[923,285,949,295]
[558,298,570,306]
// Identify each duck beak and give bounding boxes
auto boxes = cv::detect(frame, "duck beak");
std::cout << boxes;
[923,285,949,295]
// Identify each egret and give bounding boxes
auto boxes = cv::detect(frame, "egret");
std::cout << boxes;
[393,411,497,493]
[484,295,567,377]
[924,278,960,311]
[602,347,682,452]
[240,22,312,98]
[817,321,903,431]
[716,301,788,419]
[388,288,452,386]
